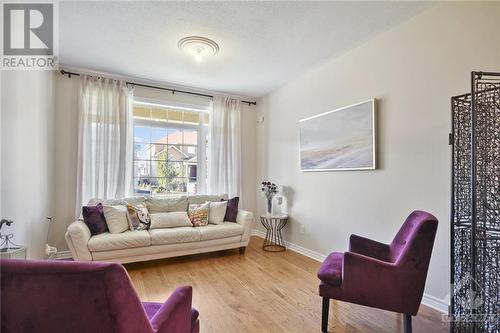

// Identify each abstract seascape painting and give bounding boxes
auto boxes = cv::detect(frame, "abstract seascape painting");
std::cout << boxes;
[299,99,376,171]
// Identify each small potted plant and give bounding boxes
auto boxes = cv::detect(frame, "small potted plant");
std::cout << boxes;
[261,181,278,214]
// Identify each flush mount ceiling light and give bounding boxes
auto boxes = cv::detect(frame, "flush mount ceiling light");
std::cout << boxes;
[178,36,219,62]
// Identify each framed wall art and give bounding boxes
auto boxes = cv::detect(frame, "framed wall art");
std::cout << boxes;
[299,99,376,171]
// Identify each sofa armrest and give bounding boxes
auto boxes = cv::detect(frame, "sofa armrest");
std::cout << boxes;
[236,210,254,243]
[151,286,194,333]
[349,234,390,262]
[65,220,92,261]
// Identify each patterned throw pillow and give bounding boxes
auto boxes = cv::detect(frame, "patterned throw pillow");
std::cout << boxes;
[127,203,150,230]
[188,202,210,227]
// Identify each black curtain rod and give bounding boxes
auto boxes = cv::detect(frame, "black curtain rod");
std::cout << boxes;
[60,69,257,106]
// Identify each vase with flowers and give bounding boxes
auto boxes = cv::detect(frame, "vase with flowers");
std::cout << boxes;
[261,181,278,214]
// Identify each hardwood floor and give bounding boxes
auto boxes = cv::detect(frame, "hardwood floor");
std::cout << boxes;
[126,236,448,333]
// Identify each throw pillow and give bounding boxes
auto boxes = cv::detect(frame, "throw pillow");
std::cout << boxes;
[222,197,239,222]
[188,202,210,227]
[145,196,189,213]
[208,201,227,225]
[127,203,150,230]
[103,205,130,234]
[82,203,108,235]
[149,212,192,229]
[82,198,127,221]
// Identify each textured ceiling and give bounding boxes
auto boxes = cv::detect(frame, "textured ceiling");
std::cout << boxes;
[59,1,430,97]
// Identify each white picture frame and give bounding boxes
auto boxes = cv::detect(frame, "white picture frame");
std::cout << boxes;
[299,99,377,171]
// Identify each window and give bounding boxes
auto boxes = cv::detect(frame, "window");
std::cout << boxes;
[133,101,209,196]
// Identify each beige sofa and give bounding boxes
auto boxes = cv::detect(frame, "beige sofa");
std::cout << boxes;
[65,195,254,263]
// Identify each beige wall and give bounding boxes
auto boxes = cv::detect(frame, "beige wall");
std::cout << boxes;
[52,74,258,251]
[240,102,258,218]
[1,70,56,259]
[53,75,79,250]
[255,2,500,307]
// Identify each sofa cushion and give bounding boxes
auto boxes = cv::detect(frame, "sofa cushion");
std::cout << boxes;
[187,194,228,205]
[88,230,151,252]
[88,198,127,206]
[198,222,244,241]
[123,196,146,206]
[146,197,188,213]
[149,227,201,245]
[317,252,343,286]
[150,212,192,229]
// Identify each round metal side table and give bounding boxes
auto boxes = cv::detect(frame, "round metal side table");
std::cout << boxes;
[260,215,289,252]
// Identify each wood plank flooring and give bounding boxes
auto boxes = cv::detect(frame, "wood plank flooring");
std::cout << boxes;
[125,236,448,333]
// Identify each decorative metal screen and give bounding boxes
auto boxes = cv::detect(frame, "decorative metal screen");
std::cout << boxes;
[451,72,500,333]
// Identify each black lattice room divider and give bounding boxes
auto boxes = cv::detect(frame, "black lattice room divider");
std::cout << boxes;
[451,72,500,333]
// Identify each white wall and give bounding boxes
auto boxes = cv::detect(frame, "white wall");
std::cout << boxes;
[255,2,500,307]
[1,70,55,259]
[52,74,258,251]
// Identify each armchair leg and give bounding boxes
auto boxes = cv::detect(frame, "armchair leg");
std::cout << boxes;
[403,314,412,333]
[322,297,329,332]
[239,247,246,254]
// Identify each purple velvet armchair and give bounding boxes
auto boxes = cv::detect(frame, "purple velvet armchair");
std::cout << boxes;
[0,259,199,333]
[318,211,438,333]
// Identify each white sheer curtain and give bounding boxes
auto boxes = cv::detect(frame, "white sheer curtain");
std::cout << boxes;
[208,97,242,198]
[75,75,134,215]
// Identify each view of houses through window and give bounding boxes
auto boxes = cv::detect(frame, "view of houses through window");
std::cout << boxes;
[133,101,209,196]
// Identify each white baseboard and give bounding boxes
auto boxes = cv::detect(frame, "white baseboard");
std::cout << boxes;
[55,251,73,260]
[251,229,449,314]
[252,229,327,262]
[421,293,449,314]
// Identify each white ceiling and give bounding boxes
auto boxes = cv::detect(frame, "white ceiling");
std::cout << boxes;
[59,1,430,97]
